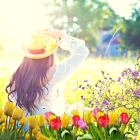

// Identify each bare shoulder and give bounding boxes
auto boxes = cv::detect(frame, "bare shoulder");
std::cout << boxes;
[46,64,56,80]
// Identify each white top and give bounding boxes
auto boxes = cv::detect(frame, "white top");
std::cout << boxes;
[10,33,89,116]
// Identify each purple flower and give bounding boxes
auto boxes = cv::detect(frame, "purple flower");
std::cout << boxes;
[98,80,101,82]
[108,89,110,92]
[89,101,91,104]
[107,73,109,75]
[92,92,94,94]
[95,84,98,87]
[125,91,128,95]
[104,77,107,80]
[57,116,60,119]
[81,96,83,99]
[83,80,88,82]
[128,68,132,72]
[87,84,89,86]
[131,88,133,91]
[79,85,82,88]
[117,77,121,82]
[91,104,94,106]
[101,71,104,74]
[78,118,87,130]
[82,87,85,89]
[105,113,108,116]
[110,95,113,97]
[121,72,125,76]
[134,90,139,97]
[121,95,124,99]
[103,100,108,105]
[112,80,115,82]
[111,106,115,110]
[132,71,138,78]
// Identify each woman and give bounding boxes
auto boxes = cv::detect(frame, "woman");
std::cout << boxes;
[6,26,89,117]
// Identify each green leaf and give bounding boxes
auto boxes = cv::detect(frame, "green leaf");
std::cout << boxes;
[6,129,17,140]
[41,125,53,138]
[128,113,133,122]
[88,123,97,139]
[0,121,5,125]
[65,134,75,140]
[97,122,104,133]
[124,132,134,136]
[109,127,117,136]
[61,130,70,138]
[129,124,134,132]
[77,134,93,140]
[49,124,55,136]
[91,123,104,140]
[113,131,123,139]
[114,122,121,128]
[66,126,73,131]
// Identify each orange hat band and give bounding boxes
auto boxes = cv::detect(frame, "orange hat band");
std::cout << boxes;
[27,47,45,54]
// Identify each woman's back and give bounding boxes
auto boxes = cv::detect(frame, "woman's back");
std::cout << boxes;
[7,31,89,117]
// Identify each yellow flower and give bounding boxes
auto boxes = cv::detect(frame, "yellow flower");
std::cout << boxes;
[10,117,15,124]
[0,115,6,122]
[27,115,36,129]
[43,36,57,53]
[84,111,93,124]
[32,125,39,135]
[12,108,22,120]
[25,132,29,140]
[119,107,127,114]
[38,134,45,140]
[48,114,56,123]
[19,108,25,119]
[4,101,16,117]
[71,110,79,117]
[108,111,119,125]
[93,117,97,122]
[60,114,71,127]
[96,112,104,120]
[36,114,44,127]
[20,116,26,126]
[0,108,3,118]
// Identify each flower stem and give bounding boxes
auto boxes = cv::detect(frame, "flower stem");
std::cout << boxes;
[56,130,58,140]
[30,129,32,140]
[104,128,106,140]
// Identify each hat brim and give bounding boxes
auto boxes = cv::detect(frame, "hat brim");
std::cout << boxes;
[22,39,59,59]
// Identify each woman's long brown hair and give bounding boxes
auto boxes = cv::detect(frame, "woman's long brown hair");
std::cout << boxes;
[5,54,54,114]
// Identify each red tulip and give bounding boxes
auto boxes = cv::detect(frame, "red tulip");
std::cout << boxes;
[98,116,109,128]
[91,109,100,119]
[120,113,129,124]
[50,119,61,130]
[44,111,52,122]
[72,115,80,127]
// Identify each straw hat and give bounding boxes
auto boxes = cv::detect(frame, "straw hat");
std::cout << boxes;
[22,31,59,59]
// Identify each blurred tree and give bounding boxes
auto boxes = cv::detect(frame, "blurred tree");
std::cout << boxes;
[116,2,140,52]
[41,0,119,51]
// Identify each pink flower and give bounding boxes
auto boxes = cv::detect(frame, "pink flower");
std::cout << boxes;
[44,111,52,122]
[91,109,100,119]
[78,118,87,130]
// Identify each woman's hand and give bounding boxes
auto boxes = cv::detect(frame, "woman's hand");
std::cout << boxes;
[40,26,62,38]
